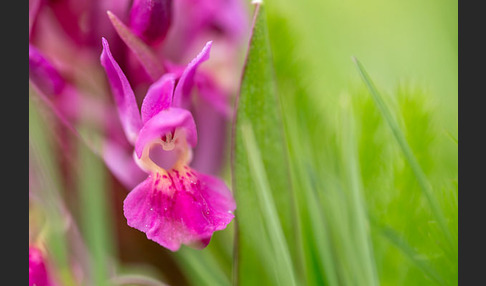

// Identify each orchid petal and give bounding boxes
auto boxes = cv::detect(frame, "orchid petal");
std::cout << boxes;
[195,73,232,118]
[29,44,66,97]
[141,73,176,124]
[101,37,142,145]
[107,10,164,81]
[190,96,228,175]
[102,139,148,189]
[172,41,212,107]
[29,0,42,38]
[48,0,88,46]
[123,168,235,251]
[135,108,197,158]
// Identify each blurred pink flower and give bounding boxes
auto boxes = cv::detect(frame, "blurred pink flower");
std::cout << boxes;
[29,246,53,286]
[129,0,172,45]
[163,0,248,61]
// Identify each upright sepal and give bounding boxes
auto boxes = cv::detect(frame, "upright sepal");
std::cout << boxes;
[100,37,143,145]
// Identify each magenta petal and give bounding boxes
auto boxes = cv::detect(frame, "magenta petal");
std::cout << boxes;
[195,73,232,118]
[29,0,42,38]
[29,44,66,97]
[211,0,249,43]
[101,37,142,145]
[48,0,88,46]
[190,96,227,175]
[129,0,172,45]
[172,41,212,107]
[107,11,165,81]
[29,246,52,286]
[102,139,147,189]
[135,108,197,158]
[141,73,176,124]
[123,168,236,251]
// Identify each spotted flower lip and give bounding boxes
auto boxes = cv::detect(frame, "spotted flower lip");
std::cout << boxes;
[100,37,236,251]
[124,168,236,251]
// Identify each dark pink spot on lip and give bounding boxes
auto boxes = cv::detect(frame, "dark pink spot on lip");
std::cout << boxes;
[162,175,168,179]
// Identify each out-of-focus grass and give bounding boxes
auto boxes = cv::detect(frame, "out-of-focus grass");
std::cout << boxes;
[29,96,77,286]
[76,125,114,286]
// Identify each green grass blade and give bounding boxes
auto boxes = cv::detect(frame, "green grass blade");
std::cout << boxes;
[240,124,297,286]
[76,134,114,286]
[353,57,453,248]
[174,248,231,286]
[232,2,297,285]
[376,221,445,285]
[340,99,379,286]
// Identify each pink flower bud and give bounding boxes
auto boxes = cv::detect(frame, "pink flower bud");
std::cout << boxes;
[129,0,172,45]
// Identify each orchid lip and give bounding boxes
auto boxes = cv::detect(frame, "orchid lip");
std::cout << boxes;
[123,168,236,251]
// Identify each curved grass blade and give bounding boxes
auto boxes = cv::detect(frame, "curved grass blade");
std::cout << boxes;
[352,57,454,248]
[340,100,379,286]
[376,221,445,285]
[174,248,231,286]
[76,132,114,286]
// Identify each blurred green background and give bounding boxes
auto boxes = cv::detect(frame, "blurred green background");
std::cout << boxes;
[261,0,458,284]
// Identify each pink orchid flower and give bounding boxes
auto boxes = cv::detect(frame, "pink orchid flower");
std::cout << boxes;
[100,38,236,251]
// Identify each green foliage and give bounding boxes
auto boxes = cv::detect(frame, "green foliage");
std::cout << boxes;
[229,1,457,285]
[232,3,297,285]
